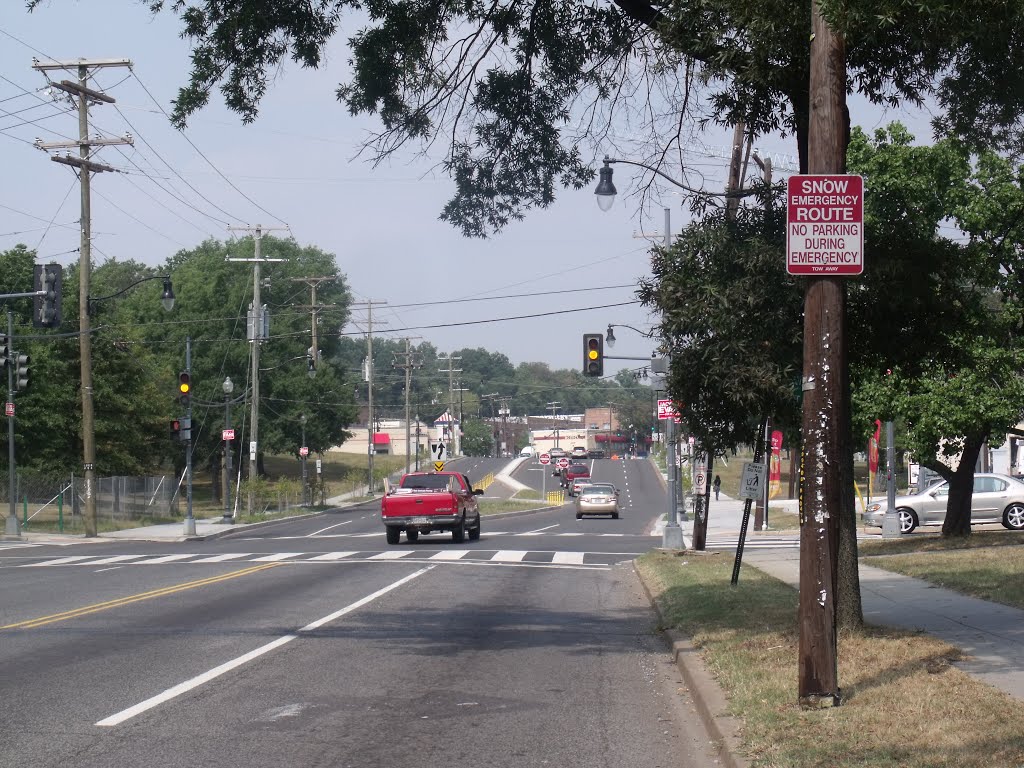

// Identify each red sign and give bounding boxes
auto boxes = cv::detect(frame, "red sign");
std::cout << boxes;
[769,430,783,499]
[4,402,12,417]
[787,174,864,275]
[557,457,570,469]
[539,453,551,465]
[299,446,309,457]
[657,398,680,420]
[222,428,235,441]
[868,419,881,474]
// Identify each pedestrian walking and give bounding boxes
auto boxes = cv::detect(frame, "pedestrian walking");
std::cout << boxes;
[713,474,721,501]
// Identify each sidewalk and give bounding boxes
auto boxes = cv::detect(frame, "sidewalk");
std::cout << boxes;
[665,492,1024,703]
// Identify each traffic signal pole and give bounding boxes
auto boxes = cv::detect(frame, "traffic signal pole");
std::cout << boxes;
[183,337,195,536]
[5,312,18,537]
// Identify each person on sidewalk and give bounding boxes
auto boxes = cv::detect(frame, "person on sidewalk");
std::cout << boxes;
[713,474,721,501]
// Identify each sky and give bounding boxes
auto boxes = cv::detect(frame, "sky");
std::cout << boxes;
[0,2,935,370]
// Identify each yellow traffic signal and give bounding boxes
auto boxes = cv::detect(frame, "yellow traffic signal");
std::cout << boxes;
[178,371,191,407]
[583,333,604,377]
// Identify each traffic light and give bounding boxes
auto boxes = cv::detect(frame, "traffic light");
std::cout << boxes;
[583,333,604,377]
[170,419,181,439]
[178,371,191,408]
[14,353,29,391]
[32,263,63,328]
[0,332,8,364]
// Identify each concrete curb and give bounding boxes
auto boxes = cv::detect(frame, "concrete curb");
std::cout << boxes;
[633,560,749,768]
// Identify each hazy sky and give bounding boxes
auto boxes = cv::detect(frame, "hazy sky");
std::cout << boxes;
[1,3,933,369]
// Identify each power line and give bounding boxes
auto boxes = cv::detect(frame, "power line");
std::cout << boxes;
[131,70,288,228]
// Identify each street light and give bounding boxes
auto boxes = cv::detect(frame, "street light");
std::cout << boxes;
[594,155,756,211]
[606,323,654,349]
[81,273,175,537]
[222,376,234,524]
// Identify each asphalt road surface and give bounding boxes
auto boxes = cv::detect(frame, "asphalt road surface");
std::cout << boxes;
[0,458,724,768]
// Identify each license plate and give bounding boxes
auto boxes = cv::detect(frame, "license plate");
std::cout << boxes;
[411,517,430,525]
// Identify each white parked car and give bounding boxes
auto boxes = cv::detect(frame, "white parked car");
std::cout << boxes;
[862,473,1024,533]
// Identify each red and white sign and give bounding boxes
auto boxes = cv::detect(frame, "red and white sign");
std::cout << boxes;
[299,446,309,457]
[657,398,679,420]
[539,453,551,465]
[222,428,235,441]
[787,174,864,275]
[557,457,570,469]
[4,402,13,417]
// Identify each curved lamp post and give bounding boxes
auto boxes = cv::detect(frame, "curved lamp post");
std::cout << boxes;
[594,155,757,211]
[605,323,654,349]
[81,274,175,537]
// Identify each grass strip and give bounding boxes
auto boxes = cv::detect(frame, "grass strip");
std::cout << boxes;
[636,550,1024,768]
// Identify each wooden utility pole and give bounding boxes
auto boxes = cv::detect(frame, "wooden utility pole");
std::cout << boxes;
[797,1,846,708]
[393,338,421,469]
[32,58,133,538]
[438,353,462,454]
[725,121,747,221]
[228,226,287,514]
[352,301,387,491]
[291,276,334,373]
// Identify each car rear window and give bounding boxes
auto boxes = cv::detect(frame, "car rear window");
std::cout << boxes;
[400,475,460,491]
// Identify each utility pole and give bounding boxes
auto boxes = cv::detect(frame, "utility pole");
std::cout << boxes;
[546,402,561,449]
[291,276,333,373]
[499,396,512,457]
[32,58,132,538]
[228,225,287,514]
[798,0,846,708]
[352,301,387,491]
[393,338,421,469]
[725,121,747,221]
[438,353,462,455]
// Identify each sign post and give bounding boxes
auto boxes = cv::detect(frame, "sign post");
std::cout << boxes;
[787,175,863,276]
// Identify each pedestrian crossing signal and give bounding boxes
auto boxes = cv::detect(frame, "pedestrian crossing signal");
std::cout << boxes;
[583,333,604,377]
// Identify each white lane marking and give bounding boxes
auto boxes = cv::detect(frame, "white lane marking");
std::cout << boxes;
[23,555,97,567]
[521,524,559,535]
[491,550,528,562]
[138,554,197,564]
[97,566,434,727]
[306,551,357,561]
[94,567,125,573]
[87,555,147,566]
[428,550,470,561]
[191,553,253,563]
[308,520,352,536]
[251,552,304,562]
[368,551,413,560]
[551,552,586,565]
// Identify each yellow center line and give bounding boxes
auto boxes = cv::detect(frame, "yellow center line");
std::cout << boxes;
[1,563,280,630]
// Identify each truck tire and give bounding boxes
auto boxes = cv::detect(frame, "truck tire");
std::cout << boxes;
[452,514,466,543]
[406,529,419,542]
[385,527,400,545]
[468,517,481,541]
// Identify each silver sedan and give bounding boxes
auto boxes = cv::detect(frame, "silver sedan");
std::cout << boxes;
[862,472,1024,533]
[576,483,620,519]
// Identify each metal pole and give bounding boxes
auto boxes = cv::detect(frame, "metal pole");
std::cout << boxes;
[882,420,899,537]
[663,415,684,548]
[301,417,308,505]
[6,311,19,536]
[183,336,195,535]
[367,303,375,493]
[222,386,233,524]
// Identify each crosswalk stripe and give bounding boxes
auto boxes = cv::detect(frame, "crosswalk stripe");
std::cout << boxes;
[139,554,198,564]
[24,556,97,567]
[428,550,471,561]
[86,555,147,566]
[306,552,357,561]
[491,550,528,562]
[367,551,413,560]
[191,553,254,563]
[251,552,304,562]
[551,552,585,565]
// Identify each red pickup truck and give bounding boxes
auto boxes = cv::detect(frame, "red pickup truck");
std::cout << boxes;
[381,471,483,545]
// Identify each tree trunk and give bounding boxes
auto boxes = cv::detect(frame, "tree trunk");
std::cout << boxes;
[942,436,986,537]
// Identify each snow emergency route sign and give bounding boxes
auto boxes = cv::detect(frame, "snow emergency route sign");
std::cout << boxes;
[786,174,864,276]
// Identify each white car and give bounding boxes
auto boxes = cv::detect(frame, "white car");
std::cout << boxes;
[862,472,1024,533]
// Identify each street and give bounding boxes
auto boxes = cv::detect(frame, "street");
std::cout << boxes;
[0,459,725,768]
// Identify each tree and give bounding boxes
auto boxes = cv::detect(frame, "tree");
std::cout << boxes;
[55,1,1024,235]
[460,418,495,456]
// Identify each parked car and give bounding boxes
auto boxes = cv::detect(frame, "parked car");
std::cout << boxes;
[519,446,536,457]
[587,449,606,459]
[576,483,620,519]
[862,472,1024,533]
[562,463,591,494]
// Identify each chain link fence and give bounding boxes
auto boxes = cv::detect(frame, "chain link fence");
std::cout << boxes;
[0,471,178,531]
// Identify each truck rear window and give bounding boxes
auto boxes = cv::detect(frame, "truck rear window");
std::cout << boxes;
[400,475,460,491]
